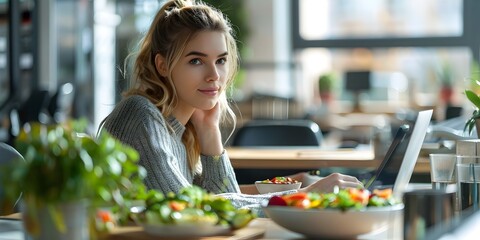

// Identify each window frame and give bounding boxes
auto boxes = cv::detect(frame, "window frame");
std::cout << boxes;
[290,0,480,64]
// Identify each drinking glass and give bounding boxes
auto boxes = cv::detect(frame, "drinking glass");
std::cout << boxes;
[429,154,456,190]
[403,189,455,240]
[456,155,480,212]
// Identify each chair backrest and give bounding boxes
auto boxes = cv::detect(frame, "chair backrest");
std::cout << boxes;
[0,142,24,215]
[231,119,323,147]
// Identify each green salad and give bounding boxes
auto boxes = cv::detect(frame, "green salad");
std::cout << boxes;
[132,186,255,230]
[267,187,399,210]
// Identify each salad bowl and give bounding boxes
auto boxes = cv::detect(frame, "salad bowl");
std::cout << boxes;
[264,204,403,238]
[255,177,302,194]
[263,188,403,238]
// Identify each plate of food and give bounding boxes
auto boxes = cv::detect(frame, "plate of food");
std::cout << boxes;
[255,177,302,194]
[129,186,256,238]
[263,187,404,238]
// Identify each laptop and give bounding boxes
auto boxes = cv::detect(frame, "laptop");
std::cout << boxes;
[361,109,433,199]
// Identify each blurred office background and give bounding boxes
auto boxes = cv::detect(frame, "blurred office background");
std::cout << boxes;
[0,0,479,144]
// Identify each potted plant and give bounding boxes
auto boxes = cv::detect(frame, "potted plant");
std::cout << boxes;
[464,89,480,136]
[318,73,336,103]
[436,61,455,105]
[463,62,480,136]
[0,120,146,240]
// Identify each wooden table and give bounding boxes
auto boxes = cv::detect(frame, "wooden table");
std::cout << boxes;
[104,217,403,240]
[0,216,402,240]
[227,147,431,174]
[226,147,378,169]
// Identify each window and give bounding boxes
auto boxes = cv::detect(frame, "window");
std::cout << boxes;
[299,0,462,39]
[291,0,479,115]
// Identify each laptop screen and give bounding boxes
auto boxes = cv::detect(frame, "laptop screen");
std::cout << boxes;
[363,110,433,198]
[365,124,410,190]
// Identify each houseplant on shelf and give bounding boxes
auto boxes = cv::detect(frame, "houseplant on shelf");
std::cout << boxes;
[0,120,146,240]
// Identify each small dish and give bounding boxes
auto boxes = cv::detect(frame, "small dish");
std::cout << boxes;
[255,181,302,194]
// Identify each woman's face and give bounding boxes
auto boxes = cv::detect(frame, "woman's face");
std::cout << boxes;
[171,30,228,115]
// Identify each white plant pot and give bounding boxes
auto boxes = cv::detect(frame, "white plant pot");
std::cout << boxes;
[22,200,89,240]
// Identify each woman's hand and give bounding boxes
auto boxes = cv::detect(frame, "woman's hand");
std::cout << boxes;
[298,173,363,193]
[284,172,323,187]
[190,104,223,156]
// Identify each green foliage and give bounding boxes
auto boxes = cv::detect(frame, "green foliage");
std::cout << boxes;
[318,73,336,93]
[467,61,480,92]
[132,186,255,230]
[464,61,480,135]
[1,120,146,208]
[464,90,480,135]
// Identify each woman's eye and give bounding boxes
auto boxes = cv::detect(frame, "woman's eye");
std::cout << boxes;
[189,58,202,65]
[216,58,227,65]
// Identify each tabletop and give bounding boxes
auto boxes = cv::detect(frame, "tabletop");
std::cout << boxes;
[0,215,403,240]
[226,146,378,169]
[226,147,430,173]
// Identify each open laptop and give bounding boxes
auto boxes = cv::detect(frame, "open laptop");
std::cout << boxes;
[361,109,433,199]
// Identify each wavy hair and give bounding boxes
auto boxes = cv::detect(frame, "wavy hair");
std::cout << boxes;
[123,0,238,172]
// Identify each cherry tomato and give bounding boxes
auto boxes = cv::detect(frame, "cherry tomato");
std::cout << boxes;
[268,196,287,206]
[97,210,114,223]
[169,201,186,211]
[282,192,308,201]
[372,188,393,199]
[348,188,370,205]
[291,198,311,209]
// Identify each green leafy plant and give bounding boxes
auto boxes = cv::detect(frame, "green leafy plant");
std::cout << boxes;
[0,119,146,234]
[464,62,480,135]
[464,89,480,135]
[318,73,336,94]
[132,185,255,230]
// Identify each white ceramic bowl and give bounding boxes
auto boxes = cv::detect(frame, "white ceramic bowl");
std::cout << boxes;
[263,204,404,238]
[255,181,302,194]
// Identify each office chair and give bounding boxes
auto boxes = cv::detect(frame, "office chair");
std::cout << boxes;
[232,119,323,147]
[231,119,323,184]
[17,89,50,125]
[0,142,24,215]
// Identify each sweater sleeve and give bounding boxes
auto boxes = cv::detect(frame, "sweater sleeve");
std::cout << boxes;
[102,96,193,194]
[218,190,298,218]
[194,150,241,194]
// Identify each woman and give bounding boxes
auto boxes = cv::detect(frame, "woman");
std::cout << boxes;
[100,0,361,213]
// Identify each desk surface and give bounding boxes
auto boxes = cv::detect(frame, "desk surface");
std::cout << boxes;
[227,147,431,174]
[0,215,402,240]
[227,147,378,169]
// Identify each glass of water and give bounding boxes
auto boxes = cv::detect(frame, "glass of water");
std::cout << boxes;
[456,155,480,212]
[429,154,456,190]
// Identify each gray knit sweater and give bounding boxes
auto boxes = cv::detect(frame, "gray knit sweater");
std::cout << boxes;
[101,95,293,215]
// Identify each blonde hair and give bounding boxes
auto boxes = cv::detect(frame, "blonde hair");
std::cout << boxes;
[124,0,238,171]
